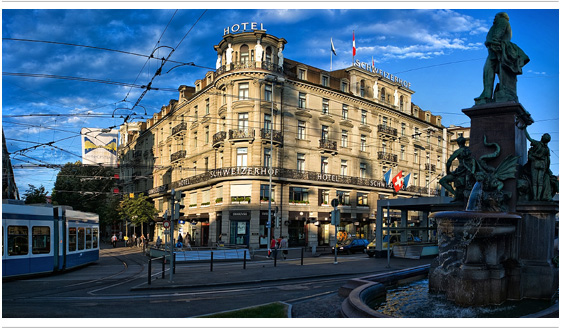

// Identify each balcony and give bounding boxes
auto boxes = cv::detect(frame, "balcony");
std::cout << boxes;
[378,124,398,139]
[172,122,187,136]
[378,151,398,164]
[425,163,436,172]
[213,131,226,148]
[229,129,255,144]
[319,139,337,154]
[170,150,186,162]
[260,128,283,146]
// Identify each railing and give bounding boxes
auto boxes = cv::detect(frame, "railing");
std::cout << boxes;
[213,131,226,147]
[260,128,283,144]
[378,151,398,163]
[229,129,255,140]
[425,163,436,172]
[378,124,398,137]
[170,150,186,162]
[319,139,337,152]
[171,122,187,136]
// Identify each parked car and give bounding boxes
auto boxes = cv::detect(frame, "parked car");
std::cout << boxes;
[331,238,369,254]
[366,233,415,257]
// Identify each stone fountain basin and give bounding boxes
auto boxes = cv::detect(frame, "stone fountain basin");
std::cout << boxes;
[430,211,521,237]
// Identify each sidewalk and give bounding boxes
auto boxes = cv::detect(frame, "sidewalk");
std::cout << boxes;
[131,249,434,291]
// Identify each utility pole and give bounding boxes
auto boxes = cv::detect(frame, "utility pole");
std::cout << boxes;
[169,189,175,282]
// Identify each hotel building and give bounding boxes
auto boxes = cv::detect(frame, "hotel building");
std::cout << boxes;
[118,27,455,249]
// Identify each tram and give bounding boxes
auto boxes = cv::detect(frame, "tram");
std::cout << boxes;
[2,202,100,278]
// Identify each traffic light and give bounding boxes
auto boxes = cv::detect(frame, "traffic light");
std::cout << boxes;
[174,191,186,219]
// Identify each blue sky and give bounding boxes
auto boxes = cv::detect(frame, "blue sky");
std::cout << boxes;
[2,7,560,198]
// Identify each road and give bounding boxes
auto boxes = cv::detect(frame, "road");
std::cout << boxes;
[2,246,381,318]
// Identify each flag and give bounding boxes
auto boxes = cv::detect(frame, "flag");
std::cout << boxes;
[352,31,356,57]
[392,171,405,193]
[372,56,375,67]
[403,173,411,189]
[383,168,392,186]
[331,38,337,56]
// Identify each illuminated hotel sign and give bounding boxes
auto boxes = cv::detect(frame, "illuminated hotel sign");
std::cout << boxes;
[353,59,412,89]
[224,22,266,35]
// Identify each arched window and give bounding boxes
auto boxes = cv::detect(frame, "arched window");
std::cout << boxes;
[380,88,386,103]
[240,44,249,64]
[265,46,272,63]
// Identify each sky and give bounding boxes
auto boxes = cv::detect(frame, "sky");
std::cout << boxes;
[2,5,561,200]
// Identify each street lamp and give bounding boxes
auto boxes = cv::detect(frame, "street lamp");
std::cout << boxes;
[261,74,285,249]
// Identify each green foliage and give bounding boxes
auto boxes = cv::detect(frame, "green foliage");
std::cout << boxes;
[51,161,118,226]
[118,193,158,230]
[23,184,49,204]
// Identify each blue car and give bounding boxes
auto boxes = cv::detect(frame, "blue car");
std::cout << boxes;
[331,239,369,254]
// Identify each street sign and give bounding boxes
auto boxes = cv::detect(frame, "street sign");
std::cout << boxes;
[163,220,170,229]
[331,198,339,208]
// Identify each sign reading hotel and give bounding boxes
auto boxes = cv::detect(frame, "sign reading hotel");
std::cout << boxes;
[224,22,266,35]
[81,128,118,167]
[353,59,412,89]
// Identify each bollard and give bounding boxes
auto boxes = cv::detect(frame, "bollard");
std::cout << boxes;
[210,251,214,272]
[301,247,304,265]
[148,257,152,285]
[162,255,166,279]
[243,250,247,270]
[273,249,277,267]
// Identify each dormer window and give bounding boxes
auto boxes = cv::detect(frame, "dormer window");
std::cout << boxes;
[322,75,329,87]
[298,68,306,80]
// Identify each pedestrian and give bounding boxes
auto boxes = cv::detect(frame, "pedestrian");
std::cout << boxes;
[140,234,145,250]
[280,236,288,260]
[132,233,137,247]
[270,236,277,259]
[184,232,191,248]
[111,234,118,248]
[156,236,162,249]
[147,233,150,242]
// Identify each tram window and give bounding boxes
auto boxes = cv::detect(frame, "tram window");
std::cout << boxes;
[78,227,85,250]
[7,226,28,256]
[92,228,99,248]
[69,227,76,251]
[85,228,92,249]
[32,226,51,254]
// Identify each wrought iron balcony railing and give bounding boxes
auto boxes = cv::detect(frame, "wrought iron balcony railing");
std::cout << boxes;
[319,139,337,152]
[213,131,227,147]
[260,128,283,144]
[229,129,255,141]
[171,122,187,136]
[170,150,186,162]
[378,151,398,163]
[378,124,398,137]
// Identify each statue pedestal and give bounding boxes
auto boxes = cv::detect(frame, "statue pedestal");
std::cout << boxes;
[462,102,532,212]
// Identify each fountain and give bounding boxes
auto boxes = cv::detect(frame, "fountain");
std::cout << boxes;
[340,12,558,317]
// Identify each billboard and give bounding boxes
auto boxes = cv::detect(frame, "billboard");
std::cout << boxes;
[81,128,118,166]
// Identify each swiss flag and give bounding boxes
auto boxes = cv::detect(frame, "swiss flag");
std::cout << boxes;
[392,171,405,193]
[352,31,356,56]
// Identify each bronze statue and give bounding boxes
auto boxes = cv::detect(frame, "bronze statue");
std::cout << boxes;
[439,136,476,201]
[475,12,530,105]
[519,126,556,201]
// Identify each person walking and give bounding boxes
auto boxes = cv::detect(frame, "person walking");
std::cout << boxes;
[269,236,277,259]
[184,232,191,248]
[111,234,118,248]
[280,236,288,260]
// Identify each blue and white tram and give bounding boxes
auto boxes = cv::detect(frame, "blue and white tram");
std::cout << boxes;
[2,203,100,278]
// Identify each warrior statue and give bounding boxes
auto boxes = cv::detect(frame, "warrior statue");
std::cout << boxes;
[475,12,530,105]
[439,136,476,202]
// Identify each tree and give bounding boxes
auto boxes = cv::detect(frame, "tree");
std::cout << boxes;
[23,184,49,204]
[52,161,119,230]
[118,193,158,235]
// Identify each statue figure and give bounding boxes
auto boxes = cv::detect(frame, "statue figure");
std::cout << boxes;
[216,54,222,70]
[254,39,263,62]
[277,47,284,68]
[439,136,476,202]
[373,80,379,99]
[475,12,530,105]
[225,43,233,65]
[519,126,556,201]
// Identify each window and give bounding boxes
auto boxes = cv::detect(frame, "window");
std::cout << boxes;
[360,80,365,97]
[357,192,368,206]
[361,110,367,125]
[381,141,387,153]
[381,88,386,102]
[297,153,305,171]
[260,184,275,202]
[190,192,197,207]
[298,92,306,109]
[341,130,348,147]
[204,157,209,171]
[322,75,329,87]
[236,147,248,167]
[341,81,348,93]
[202,189,211,206]
[297,120,306,139]
[340,159,348,176]
[400,145,406,160]
[158,199,164,211]
[382,116,388,127]
[85,227,92,249]
[337,190,350,205]
[92,227,99,248]
[194,105,199,121]
[321,125,329,141]
[265,84,272,101]
[238,113,249,130]
[77,227,85,251]
[289,187,309,203]
[319,189,330,205]
[321,156,329,174]
[400,96,404,111]
[216,186,223,203]
[264,113,272,131]
[205,98,210,115]
[31,226,51,254]
[8,226,28,256]
[68,227,76,251]
[401,123,406,136]
[342,104,348,120]
[238,83,249,100]
[240,44,249,64]
[414,149,419,163]
[414,127,420,139]
[359,163,367,178]
[204,126,209,144]
[298,68,306,80]
[322,98,329,114]
[360,135,367,152]
[264,148,272,167]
